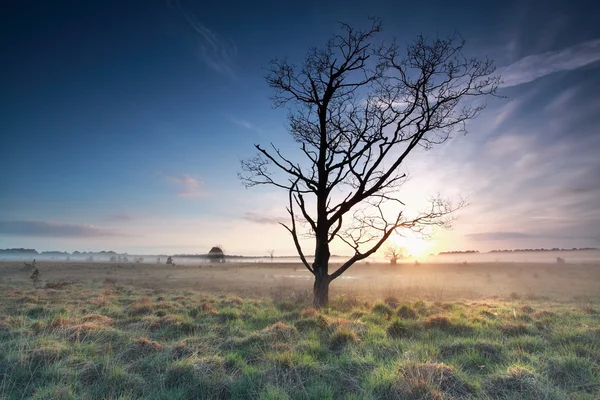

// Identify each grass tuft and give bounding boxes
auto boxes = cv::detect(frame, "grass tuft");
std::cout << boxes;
[397,304,418,320]
[372,302,394,318]
[393,362,472,399]
[386,320,411,339]
[485,366,545,398]
[330,326,360,351]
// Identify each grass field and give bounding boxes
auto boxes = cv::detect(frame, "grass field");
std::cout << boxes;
[1,261,599,399]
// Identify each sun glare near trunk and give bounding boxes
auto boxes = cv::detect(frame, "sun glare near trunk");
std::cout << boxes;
[391,233,433,259]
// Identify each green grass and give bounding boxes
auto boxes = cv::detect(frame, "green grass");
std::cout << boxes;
[1,283,599,399]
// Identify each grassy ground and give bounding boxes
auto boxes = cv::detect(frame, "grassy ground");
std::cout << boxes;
[1,279,599,399]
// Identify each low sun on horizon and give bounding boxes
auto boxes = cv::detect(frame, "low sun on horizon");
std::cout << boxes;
[390,232,435,259]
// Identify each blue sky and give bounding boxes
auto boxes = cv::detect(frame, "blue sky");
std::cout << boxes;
[1,0,599,255]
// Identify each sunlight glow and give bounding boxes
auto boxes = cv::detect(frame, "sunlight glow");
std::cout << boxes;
[391,232,434,259]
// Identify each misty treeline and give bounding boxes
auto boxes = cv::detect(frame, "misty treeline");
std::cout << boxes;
[240,18,500,307]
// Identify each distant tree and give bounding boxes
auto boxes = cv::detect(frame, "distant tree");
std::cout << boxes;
[240,20,499,307]
[268,249,275,262]
[30,267,40,286]
[157,257,161,264]
[384,243,405,265]
[556,257,566,265]
[166,256,174,265]
[208,246,225,263]
[109,256,117,263]
[86,256,94,262]
[122,256,129,263]
[135,257,144,264]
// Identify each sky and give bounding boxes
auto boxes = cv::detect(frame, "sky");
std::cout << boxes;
[1,0,600,256]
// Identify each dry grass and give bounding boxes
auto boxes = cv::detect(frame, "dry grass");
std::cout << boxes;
[0,260,599,399]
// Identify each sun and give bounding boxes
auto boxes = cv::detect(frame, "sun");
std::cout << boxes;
[391,232,433,259]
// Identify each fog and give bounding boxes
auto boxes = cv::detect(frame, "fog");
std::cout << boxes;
[2,250,599,265]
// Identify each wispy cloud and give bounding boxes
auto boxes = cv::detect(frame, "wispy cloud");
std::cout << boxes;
[231,117,260,132]
[107,213,136,221]
[466,232,539,241]
[242,212,285,225]
[173,0,237,77]
[160,173,207,197]
[0,221,122,238]
[501,38,600,87]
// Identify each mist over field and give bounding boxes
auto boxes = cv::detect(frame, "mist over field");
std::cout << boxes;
[2,0,600,399]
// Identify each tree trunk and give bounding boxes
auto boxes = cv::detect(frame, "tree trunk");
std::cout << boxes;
[312,237,331,308]
[313,273,330,308]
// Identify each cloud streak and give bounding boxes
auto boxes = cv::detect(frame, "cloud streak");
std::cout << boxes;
[230,117,264,134]
[0,221,121,238]
[174,0,237,77]
[242,212,285,225]
[501,38,600,87]
[160,173,207,197]
[466,232,539,241]
[107,213,136,221]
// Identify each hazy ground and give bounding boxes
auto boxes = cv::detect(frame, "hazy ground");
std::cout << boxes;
[1,260,600,302]
[1,261,599,399]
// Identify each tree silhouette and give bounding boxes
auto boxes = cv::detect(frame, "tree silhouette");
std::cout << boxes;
[208,246,225,263]
[384,243,405,265]
[240,19,499,307]
[268,249,275,262]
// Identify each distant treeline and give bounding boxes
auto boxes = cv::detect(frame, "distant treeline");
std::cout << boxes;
[0,248,39,255]
[438,248,599,255]
[0,249,129,256]
[438,250,480,255]
[174,254,248,259]
[489,248,599,253]
[173,253,350,259]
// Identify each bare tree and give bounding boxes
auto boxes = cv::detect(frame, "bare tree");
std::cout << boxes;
[240,19,499,307]
[384,243,405,265]
[268,249,275,262]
